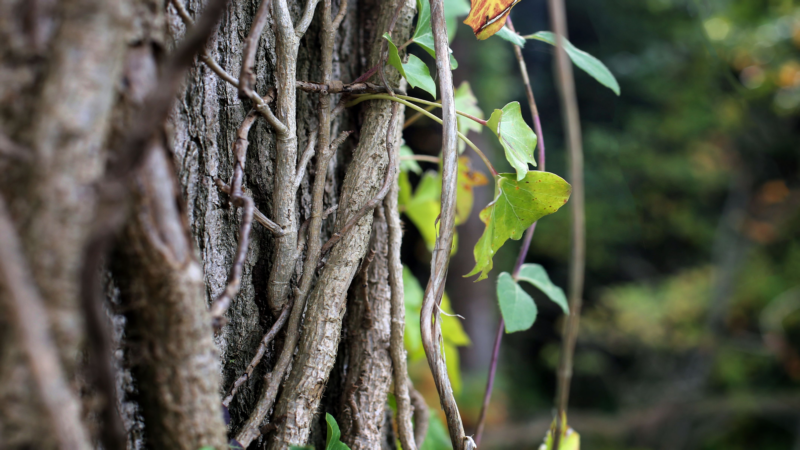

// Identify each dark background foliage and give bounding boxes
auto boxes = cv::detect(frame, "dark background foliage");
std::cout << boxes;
[401,0,800,448]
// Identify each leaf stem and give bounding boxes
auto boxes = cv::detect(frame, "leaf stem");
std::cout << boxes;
[394,95,489,126]
[347,94,497,176]
[473,17,549,447]
[400,154,441,163]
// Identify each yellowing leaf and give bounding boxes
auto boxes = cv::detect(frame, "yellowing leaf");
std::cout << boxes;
[466,172,571,281]
[464,0,521,40]
[456,156,489,225]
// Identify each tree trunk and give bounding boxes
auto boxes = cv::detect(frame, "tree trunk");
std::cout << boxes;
[0,0,416,448]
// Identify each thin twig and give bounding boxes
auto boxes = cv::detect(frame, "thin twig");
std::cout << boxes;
[408,381,430,449]
[386,136,418,450]
[236,2,343,442]
[318,103,399,262]
[216,179,284,236]
[0,194,93,450]
[296,80,391,94]
[401,154,440,163]
[222,301,292,407]
[293,131,318,192]
[548,0,586,447]
[346,94,496,176]
[419,0,469,448]
[209,110,259,323]
[473,17,548,447]
[0,132,31,162]
[238,0,273,98]
[169,0,286,133]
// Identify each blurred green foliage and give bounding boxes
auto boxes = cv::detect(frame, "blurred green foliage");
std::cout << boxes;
[396,0,800,449]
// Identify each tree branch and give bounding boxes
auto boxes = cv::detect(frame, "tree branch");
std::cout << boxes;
[238,0,274,99]
[386,138,417,450]
[0,194,92,450]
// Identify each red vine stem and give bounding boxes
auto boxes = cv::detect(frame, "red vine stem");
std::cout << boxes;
[473,16,548,447]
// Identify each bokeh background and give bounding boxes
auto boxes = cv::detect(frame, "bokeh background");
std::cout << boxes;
[398,0,800,448]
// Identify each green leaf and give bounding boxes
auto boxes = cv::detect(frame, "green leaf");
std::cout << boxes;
[403,267,470,366]
[400,144,422,175]
[541,414,581,450]
[466,172,571,281]
[325,413,351,450]
[497,272,537,333]
[444,341,463,393]
[494,25,526,47]
[526,31,620,96]
[487,102,538,181]
[383,33,437,99]
[421,410,453,450]
[405,170,442,250]
[289,447,314,450]
[413,0,459,69]
[403,266,424,360]
[398,170,413,209]
[517,264,569,314]
[444,0,471,41]
[453,82,484,153]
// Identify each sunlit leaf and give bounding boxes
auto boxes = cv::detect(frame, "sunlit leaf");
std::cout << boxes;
[454,82,484,153]
[526,31,620,95]
[421,410,453,450]
[405,170,442,250]
[325,414,351,450]
[487,102,538,181]
[440,292,471,346]
[413,0,459,69]
[398,170,413,209]
[383,33,437,98]
[444,0,471,40]
[400,144,422,175]
[464,0,521,40]
[403,266,424,359]
[497,272,537,333]
[444,342,463,393]
[456,156,489,225]
[517,264,569,314]
[403,267,470,370]
[540,414,581,450]
[494,25,526,47]
[466,172,572,281]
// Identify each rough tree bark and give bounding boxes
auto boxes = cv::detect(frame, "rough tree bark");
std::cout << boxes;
[0,0,418,448]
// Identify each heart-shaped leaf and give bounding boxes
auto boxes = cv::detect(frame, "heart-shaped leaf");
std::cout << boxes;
[445,0,471,40]
[497,272,537,333]
[517,264,569,314]
[325,413,351,450]
[466,171,572,281]
[399,145,422,175]
[464,0,520,40]
[487,102,538,181]
[494,25,526,47]
[456,156,489,225]
[383,33,437,99]
[526,31,620,96]
[413,0,459,68]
